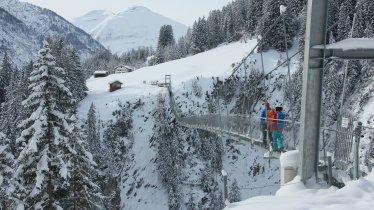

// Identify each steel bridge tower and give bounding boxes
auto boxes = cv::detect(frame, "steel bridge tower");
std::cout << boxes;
[300,0,374,182]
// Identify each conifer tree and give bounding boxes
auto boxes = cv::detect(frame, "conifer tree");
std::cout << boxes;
[207,10,224,48]
[0,132,15,209]
[256,0,294,52]
[65,48,88,102]
[155,94,183,210]
[0,67,22,154]
[155,25,176,64]
[222,6,235,43]
[14,41,74,209]
[0,52,12,108]
[61,117,103,210]
[246,0,263,36]
[191,17,209,54]
[336,0,354,41]
[86,103,101,163]
[229,179,241,203]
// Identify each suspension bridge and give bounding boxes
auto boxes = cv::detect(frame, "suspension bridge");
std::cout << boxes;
[164,0,374,185]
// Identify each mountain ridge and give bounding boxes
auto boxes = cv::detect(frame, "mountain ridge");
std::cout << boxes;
[73,6,188,54]
[0,0,107,66]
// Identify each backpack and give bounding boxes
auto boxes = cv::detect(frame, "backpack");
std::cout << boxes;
[276,112,286,129]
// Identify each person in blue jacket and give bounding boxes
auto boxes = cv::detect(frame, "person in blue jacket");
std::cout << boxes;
[260,102,272,147]
[271,107,286,152]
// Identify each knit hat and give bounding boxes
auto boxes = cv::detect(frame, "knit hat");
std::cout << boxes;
[265,102,270,107]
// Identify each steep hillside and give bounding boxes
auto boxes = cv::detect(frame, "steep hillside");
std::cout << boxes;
[73,6,188,54]
[78,40,298,209]
[0,7,36,65]
[0,0,106,66]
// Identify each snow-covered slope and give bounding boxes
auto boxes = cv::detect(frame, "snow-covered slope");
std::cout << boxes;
[225,171,374,210]
[72,10,114,32]
[0,0,106,66]
[78,40,292,209]
[73,6,188,54]
[79,38,373,209]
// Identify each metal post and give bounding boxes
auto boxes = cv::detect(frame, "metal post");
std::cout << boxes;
[354,122,362,180]
[299,0,329,183]
[327,156,332,187]
[221,170,228,206]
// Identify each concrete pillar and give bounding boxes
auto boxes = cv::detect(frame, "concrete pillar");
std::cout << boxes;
[281,166,298,185]
[299,0,329,183]
[280,150,299,185]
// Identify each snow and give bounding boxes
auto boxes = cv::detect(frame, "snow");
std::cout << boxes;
[79,39,293,208]
[108,80,123,84]
[279,150,299,169]
[280,5,287,14]
[79,40,262,121]
[73,6,188,54]
[0,0,104,66]
[94,71,108,74]
[314,38,374,51]
[78,38,373,209]
[222,170,228,177]
[225,172,374,210]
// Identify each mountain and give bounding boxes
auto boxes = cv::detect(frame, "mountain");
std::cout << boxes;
[73,10,115,32]
[73,6,188,54]
[0,0,106,66]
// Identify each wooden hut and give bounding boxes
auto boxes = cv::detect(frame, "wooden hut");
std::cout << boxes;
[94,71,109,78]
[115,64,133,74]
[109,80,123,92]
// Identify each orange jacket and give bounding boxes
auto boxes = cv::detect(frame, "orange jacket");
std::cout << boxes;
[266,109,275,127]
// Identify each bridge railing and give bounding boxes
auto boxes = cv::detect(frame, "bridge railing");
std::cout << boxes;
[167,79,371,173]
[178,112,301,150]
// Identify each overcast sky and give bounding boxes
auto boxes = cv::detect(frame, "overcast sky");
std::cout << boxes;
[21,0,232,26]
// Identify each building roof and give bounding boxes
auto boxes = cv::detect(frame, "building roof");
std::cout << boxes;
[109,80,123,85]
[94,71,108,74]
[115,64,133,70]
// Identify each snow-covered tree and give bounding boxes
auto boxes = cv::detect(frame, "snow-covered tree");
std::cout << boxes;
[103,102,133,176]
[191,17,209,54]
[246,0,263,36]
[49,38,87,103]
[155,25,176,64]
[64,48,88,102]
[0,68,22,153]
[207,10,224,48]
[61,117,103,210]
[336,0,355,41]
[154,94,183,210]
[14,41,74,209]
[229,178,241,203]
[86,103,101,161]
[256,0,295,52]
[0,52,12,108]
[0,132,15,209]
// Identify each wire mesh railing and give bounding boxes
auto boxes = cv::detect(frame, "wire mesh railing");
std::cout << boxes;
[177,112,301,151]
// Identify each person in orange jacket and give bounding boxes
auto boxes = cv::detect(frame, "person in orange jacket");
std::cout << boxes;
[260,102,273,147]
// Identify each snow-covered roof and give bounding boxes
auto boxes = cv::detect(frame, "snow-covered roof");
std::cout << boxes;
[108,80,123,84]
[115,64,133,70]
[94,71,108,74]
